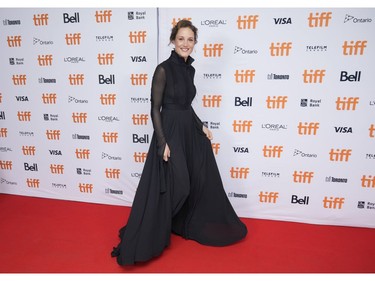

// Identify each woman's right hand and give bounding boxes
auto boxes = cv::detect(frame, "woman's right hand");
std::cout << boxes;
[163,143,171,162]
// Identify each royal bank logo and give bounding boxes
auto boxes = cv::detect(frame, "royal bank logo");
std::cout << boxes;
[9,57,24,65]
[344,14,372,24]
[300,99,321,107]
[202,121,221,130]
[76,168,91,175]
[128,11,146,20]
[357,201,375,210]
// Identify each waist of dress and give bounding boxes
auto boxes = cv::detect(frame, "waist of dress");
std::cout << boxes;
[162,104,191,110]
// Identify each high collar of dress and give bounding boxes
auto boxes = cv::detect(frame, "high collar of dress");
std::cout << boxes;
[170,50,194,66]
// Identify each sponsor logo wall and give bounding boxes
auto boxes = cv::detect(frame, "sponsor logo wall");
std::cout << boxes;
[1,8,374,228]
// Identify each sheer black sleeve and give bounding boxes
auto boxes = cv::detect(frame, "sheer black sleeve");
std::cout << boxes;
[150,65,167,157]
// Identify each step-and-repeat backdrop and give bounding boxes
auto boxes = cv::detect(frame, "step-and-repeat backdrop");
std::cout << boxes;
[1,8,374,228]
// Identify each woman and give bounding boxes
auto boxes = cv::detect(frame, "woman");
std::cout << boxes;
[111,19,247,266]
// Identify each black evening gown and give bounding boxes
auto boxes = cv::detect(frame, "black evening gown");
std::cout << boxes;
[111,50,247,265]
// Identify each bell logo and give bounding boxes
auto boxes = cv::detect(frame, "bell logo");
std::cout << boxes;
[37,54,53,66]
[12,74,27,85]
[203,43,224,57]
[130,74,148,85]
[72,112,88,123]
[308,12,332,27]
[102,132,118,143]
[42,93,57,104]
[234,69,255,83]
[303,69,326,83]
[79,183,93,193]
[335,97,359,110]
[293,171,314,183]
[50,164,64,174]
[266,96,288,109]
[298,122,320,135]
[361,175,375,188]
[17,111,31,121]
[230,167,250,179]
[0,161,12,170]
[269,42,292,56]
[0,128,8,137]
[33,14,49,26]
[46,130,61,140]
[65,33,81,45]
[329,148,352,162]
[95,10,112,23]
[105,168,121,179]
[342,40,367,55]
[100,93,116,105]
[259,191,279,203]
[98,53,114,65]
[263,145,283,158]
[171,18,192,26]
[69,74,84,85]
[75,149,90,159]
[232,120,252,132]
[26,178,40,188]
[129,31,147,43]
[323,196,345,209]
[237,15,259,29]
[134,152,147,163]
[132,114,149,125]
[202,95,222,107]
[369,124,375,138]
[211,143,220,155]
[22,146,36,156]
[7,35,22,47]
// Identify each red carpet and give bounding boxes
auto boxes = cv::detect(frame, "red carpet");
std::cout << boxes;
[0,193,374,273]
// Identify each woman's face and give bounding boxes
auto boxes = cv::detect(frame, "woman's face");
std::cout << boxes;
[172,27,195,61]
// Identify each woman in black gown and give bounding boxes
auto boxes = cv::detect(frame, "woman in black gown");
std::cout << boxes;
[111,20,247,266]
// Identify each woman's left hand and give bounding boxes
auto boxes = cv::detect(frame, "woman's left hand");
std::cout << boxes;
[203,126,213,140]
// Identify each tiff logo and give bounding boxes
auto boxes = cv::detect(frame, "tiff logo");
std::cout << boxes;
[75,148,90,159]
[269,42,292,56]
[69,74,84,85]
[42,93,57,104]
[336,97,359,110]
[0,128,8,137]
[65,33,81,45]
[266,96,287,109]
[50,164,64,174]
[202,95,222,107]
[259,191,279,203]
[203,43,224,57]
[211,143,220,155]
[72,112,87,123]
[134,152,147,163]
[0,161,12,170]
[12,74,27,85]
[26,178,40,188]
[232,120,252,132]
[230,167,250,179]
[95,10,112,23]
[17,111,31,121]
[323,196,345,209]
[98,53,114,65]
[308,12,332,27]
[361,175,375,188]
[46,129,61,140]
[132,114,148,125]
[129,31,146,43]
[105,168,120,179]
[293,171,314,183]
[237,15,259,29]
[79,183,93,193]
[33,14,49,26]
[369,124,375,138]
[7,35,21,47]
[298,122,320,135]
[303,69,326,83]
[329,149,352,162]
[102,132,118,143]
[37,54,53,66]
[342,40,367,55]
[22,146,36,156]
[234,69,255,83]
[263,145,283,158]
[130,74,147,85]
[100,94,116,105]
